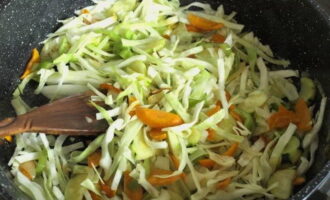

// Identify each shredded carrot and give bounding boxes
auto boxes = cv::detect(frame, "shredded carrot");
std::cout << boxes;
[20,48,40,79]
[19,161,36,180]
[90,191,102,200]
[136,108,184,128]
[198,159,216,169]
[129,110,136,116]
[187,14,224,32]
[207,129,217,141]
[128,96,140,116]
[225,91,231,101]
[88,151,102,167]
[295,98,312,132]
[206,95,234,141]
[4,136,13,143]
[147,169,184,186]
[151,88,171,95]
[148,129,167,141]
[259,135,270,144]
[211,34,226,43]
[185,24,203,32]
[268,100,312,131]
[206,105,221,116]
[213,92,231,108]
[169,154,180,170]
[230,110,243,122]
[268,105,299,130]
[163,34,170,39]
[124,171,143,200]
[223,142,239,157]
[293,176,306,185]
[229,105,243,122]
[100,83,122,94]
[82,9,90,14]
[128,96,138,105]
[206,101,222,117]
[216,177,231,189]
[100,183,116,198]
[19,167,33,180]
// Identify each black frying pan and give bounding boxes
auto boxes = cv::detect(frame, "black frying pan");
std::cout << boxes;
[0,0,329,199]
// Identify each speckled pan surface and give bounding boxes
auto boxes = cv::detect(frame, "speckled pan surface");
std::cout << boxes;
[0,0,329,199]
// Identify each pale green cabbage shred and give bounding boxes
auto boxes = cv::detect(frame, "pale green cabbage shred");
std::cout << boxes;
[9,0,326,199]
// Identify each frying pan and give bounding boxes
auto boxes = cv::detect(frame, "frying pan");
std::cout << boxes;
[0,0,329,199]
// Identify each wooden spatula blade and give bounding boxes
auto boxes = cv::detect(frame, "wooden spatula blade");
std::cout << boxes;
[0,94,108,136]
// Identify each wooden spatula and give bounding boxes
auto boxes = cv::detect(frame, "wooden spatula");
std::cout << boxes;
[0,94,108,137]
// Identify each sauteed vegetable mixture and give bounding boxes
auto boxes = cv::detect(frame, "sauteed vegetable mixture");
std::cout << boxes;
[8,0,327,199]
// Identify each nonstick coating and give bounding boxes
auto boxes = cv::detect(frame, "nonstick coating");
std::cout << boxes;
[0,0,329,199]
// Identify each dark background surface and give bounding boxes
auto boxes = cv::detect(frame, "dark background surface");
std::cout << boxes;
[0,0,329,199]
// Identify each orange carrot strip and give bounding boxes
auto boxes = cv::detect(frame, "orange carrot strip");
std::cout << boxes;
[163,34,170,39]
[185,24,203,32]
[211,34,226,43]
[206,97,233,140]
[207,129,217,141]
[216,178,231,189]
[206,100,222,116]
[19,167,33,180]
[128,96,137,105]
[198,159,216,169]
[187,54,196,58]
[229,105,243,122]
[100,183,116,198]
[19,161,36,180]
[215,91,231,109]
[82,9,90,14]
[148,129,167,141]
[21,48,40,79]
[90,192,102,200]
[129,110,136,116]
[124,171,143,200]
[223,142,239,157]
[268,105,299,129]
[259,135,271,145]
[230,110,243,122]
[278,106,288,113]
[293,176,306,185]
[128,96,139,116]
[206,105,221,117]
[295,98,312,132]
[4,136,13,143]
[136,108,184,128]
[169,154,180,170]
[100,83,122,94]
[149,129,163,137]
[225,91,231,101]
[148,169,184,186]
[151,88,171,95]
[88,151,102,167]
[187,14,224,31]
